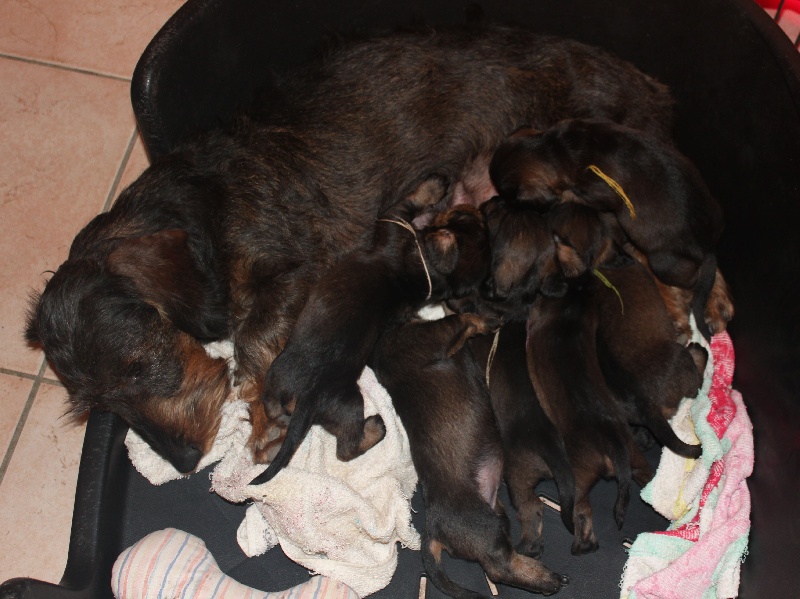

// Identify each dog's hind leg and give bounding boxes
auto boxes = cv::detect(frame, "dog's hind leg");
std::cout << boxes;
[421,537,487,599]
[571,469,600,555]
[321,382,386,462]
[505,450,548,558]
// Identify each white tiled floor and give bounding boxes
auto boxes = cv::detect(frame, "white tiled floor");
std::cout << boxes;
[0,0,184,584]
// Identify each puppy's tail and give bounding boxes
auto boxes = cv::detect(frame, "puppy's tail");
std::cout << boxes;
[421,537,487,599]
[609,433,632,530]
[540,438,576,534]
[645,408,702,459]
[691,254,718,340]
[249,401,313,486]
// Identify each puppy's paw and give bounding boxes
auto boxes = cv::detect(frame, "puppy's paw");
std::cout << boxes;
[360,414,387,451]
[539,572,570,596]
[248,402,288,464]
[461,312,499,336]
[515,538,544,560]
[570,534,599,556]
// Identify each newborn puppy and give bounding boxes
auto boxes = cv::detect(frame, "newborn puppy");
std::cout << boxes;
[478,196,567,321]
[545,201,631,278]
[250,196,491,485]
[471,322,576,559]
[490,119,724,336]
[527,281,653,555]
[371,313,567,598]
[594,261,707,459]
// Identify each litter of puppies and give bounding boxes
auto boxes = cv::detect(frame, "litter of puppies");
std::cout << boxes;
[26,23,736,599]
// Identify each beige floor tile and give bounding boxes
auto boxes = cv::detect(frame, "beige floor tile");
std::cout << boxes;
[0,374,32,459]
[0,57,135,375]
[0,0,186,79]
[0,382,85,584]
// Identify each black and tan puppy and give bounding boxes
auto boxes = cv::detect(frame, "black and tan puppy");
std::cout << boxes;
[478,196,567,319]
[470,321,576,559]
[371,313,568,598]
[27,26,675,471]
[527,280,653,555]
[594,262,707,459]
[250,198,491,485]
[490,118,724,337]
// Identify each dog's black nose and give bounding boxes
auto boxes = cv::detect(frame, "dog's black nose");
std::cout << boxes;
[168,444,204,474]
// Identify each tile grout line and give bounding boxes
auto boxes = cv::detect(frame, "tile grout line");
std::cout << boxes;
[103,128,140,213]
[0,359,50,487]
[0,52,131,82]
[0,367,63,387]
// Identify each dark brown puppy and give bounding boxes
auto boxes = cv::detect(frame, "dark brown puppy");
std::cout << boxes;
[543,203,706,457]
[470,321,576,558]
[478,196,567,319]
[371,313,568,599]
[489,118,724,337]
[26,26,675,471]
[250,199,491,485]
[594,262,707,459]
[527,281,653,555]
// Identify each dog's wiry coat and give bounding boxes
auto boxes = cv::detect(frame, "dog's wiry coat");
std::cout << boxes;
[26,25,675,470]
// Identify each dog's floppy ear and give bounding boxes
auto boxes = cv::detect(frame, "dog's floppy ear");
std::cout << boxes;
[423,228,459,274]
[554,235,587,278]
[107,230,221,338]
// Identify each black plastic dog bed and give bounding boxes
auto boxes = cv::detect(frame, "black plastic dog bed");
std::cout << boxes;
[2,0,799,597]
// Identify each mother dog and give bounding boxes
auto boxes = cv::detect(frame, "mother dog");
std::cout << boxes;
[26,25,674,472]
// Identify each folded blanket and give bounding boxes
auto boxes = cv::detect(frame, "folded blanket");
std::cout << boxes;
[619,329,753,599]
[125,342,419,597]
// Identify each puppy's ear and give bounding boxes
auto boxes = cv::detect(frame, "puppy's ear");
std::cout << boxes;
[424,229,459,274]
[555,235,587,278]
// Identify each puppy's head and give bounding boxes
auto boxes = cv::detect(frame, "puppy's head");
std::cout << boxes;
[489,127,573,207]
[421,205,491,299]
[479,197,566,312]
[26,230,230,473]
[547,203,625,278]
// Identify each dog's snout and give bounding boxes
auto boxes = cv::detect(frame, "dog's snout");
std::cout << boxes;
[168,443,204,474]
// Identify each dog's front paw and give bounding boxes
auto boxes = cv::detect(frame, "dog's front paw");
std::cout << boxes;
[248,402,288,464]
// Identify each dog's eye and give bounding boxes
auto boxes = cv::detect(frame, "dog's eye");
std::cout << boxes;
[126,361,144,379]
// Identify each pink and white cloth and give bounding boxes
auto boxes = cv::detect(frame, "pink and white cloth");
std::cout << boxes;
[620,331,753,599]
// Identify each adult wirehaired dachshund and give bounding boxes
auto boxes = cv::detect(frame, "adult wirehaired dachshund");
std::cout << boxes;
[371,313,568,598]
[26,25,675,472]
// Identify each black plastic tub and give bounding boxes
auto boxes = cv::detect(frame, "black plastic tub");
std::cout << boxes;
[2,0,799,597]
